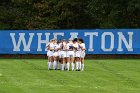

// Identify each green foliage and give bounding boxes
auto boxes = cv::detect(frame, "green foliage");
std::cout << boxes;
[0,0,139,29]
[88,0,140,28]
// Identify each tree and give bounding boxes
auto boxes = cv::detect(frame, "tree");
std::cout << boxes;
[88,0,140,28]
[0,0,139,29]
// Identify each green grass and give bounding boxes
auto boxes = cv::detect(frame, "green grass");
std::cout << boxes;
[0,59,140,93]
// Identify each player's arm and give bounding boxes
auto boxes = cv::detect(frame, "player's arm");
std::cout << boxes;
[82,44,86,51]
[49,44,54,51]
[78,43,81,47]
[73,45,79,51]
[46,43,50,50]
[66,44,72,51]
[66,44,69,51]
[62,42,67,50]
[49,47,54,51]
[58,44,62,51]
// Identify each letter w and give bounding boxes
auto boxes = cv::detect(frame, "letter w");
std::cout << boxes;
[10,33,34,51]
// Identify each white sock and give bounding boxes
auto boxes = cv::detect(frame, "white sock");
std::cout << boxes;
[67,62,70,71]
[50,62,53,69]
[48,62,51,69]
[54,61,57,69]
[79,62,81,70]
[56,61,58,69]
[61,64,64,70]
[76,62,79,70]
[72,62,75,71]
[57,62,60,69]
[81,64,84,71]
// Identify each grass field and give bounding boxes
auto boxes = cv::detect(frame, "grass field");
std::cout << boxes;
[0,59,140,93]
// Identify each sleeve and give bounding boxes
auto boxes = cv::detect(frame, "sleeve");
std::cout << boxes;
[66,44,69,49]
[73,44,77,48]
[82,43,86,49]
[50,43,54,49]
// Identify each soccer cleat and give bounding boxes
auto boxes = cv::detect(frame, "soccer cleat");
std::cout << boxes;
[78,69,81,71]
[76,69,79,71]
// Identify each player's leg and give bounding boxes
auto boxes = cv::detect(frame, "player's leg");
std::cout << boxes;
[66,57,70,71]
[60,56,64,70]
[59,51,63,70]
[75,52,79,70]
[70,51,75,71]
[59,57,62,70]
[64,51,69,70]
[59,51,62,70]
[66,51,70,71]
[48,51,54,70]
[49,56,53,70]
[61,51,66,71]
[53,56,58,70]
[81,52,85,71]
[71,57,75,71]
[53,52,59,70]
[62,57,66,71]
[76,57,81,71]
[75,58,78,70]
[47,51,51,70]
[48,56,50,70]
[75,51,81,71]
[81,58,84,71]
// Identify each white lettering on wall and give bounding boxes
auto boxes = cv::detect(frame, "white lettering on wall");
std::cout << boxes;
[9,31,134,53]
[101,32,114,51]
[10,33,34,51]
[117,32,133,51]
[85,32,98,51]
[37,33,50,51]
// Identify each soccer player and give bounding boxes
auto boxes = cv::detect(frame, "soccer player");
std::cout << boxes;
[53,39,59,70]
[61,39,67,70]
[47,39,54,70]
[79,38,86,71]
[57,40,63,69]
[66,38,75,71]
[73,38,81,71]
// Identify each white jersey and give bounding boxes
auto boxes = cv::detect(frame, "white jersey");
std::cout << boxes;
[58,43,62,49]
[47,42,54,57]
[73,42,81,57]
[62,42,67,50]
[53,43,60,52]
[80,43,86,58]
[58,43,62,52]
[49,43,54,50]
[59,42,67,58]
[58,43,63,58]
[67,42,74,50]
[80,43,86,51]
[73,42,80,51]
[67,42,75,58]
[53,43,59,57]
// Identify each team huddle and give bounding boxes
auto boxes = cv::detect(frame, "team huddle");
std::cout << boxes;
[46,38,86,71]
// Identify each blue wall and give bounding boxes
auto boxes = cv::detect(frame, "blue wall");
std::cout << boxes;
[0,29,140,54]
